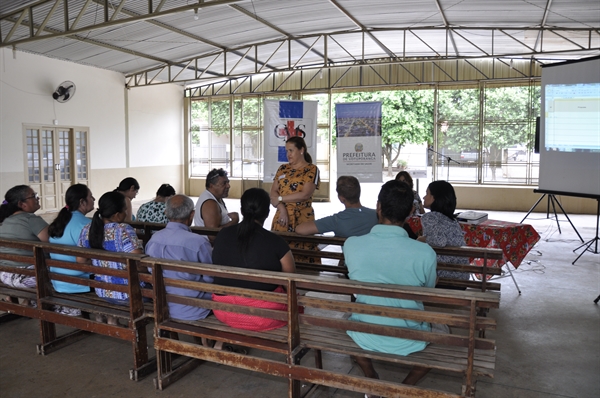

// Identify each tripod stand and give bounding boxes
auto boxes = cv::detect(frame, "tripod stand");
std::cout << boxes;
[573,198,600,265]
[521,192,583,242]
[428,147,460,180]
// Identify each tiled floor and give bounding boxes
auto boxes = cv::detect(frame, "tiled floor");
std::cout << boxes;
[2,199,599,397]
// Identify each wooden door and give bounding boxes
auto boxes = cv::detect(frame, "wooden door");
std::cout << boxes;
[24,126,89,212]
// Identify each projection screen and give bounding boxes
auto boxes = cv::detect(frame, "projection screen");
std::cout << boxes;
[539,56,600,197]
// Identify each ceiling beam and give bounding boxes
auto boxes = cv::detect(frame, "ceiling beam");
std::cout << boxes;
[124,26,599,86]
[228,4,335,66]
[534,0,553,51]
[328,0,397,58]
[3,13,224,78]
[433,0,459,56]
[0,0,244,47]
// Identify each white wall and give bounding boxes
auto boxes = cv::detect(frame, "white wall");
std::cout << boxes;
[126,84,184,199]
[0,48,184,204]
[128,84,183,168]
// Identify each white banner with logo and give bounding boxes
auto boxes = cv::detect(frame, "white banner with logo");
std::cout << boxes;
[263,100,318,182]
[335,102,382,182]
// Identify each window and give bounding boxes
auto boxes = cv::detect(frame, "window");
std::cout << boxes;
[187,82,540,187]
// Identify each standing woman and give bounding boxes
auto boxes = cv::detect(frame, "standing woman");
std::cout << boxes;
[0,185,48,290]
[115,177,140,222]
[77,191,143,324]
[48,184,95,300]
[270,136,320,262]
[136,183,175,224]
[420,180,470,282]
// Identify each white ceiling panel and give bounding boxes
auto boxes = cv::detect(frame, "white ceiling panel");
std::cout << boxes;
[1,0,598,86]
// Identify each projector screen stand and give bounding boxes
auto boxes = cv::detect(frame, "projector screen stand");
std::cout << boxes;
[521,193,583,242]
[572,198,600,265]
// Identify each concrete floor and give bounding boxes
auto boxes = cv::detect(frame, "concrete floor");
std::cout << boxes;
[1,203,599,397]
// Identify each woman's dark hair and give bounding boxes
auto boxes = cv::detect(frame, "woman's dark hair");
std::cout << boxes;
[237,188,270,252]
[89,191,126,250]
[48,184,90,238]
[156,183,176,198]
[395,171,414,190]
[116,177,139,192]
[428,180,457,220]
[286,136,312,163]
[377,180,414,223]
[0,185,31,223]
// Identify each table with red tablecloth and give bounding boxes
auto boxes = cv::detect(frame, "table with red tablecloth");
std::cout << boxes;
[406,217,541,269]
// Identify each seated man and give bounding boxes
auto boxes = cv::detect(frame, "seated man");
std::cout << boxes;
[146,194,213,321]
[295,176,377,238]
[343,180,437,391]
[193,168,239,233]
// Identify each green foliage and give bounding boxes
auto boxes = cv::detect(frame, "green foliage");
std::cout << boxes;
[438,86,540,161]
[191,98,262,143]
[190,100,208,144]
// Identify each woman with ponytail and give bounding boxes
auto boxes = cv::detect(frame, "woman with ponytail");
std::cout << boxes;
[212,188,295,331]
[269,136,320,263]
[77,191,143,324]
[0,185,48,290]
[48,184,95,302]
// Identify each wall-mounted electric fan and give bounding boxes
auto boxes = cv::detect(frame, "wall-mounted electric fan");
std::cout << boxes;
[52,81,76,103]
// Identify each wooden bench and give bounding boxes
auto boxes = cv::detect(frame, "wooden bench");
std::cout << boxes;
[130,221,504,292]
[144,257,499,397]
[0,238,156,380]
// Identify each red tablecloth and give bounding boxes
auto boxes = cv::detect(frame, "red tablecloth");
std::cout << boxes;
[407,217,541,268]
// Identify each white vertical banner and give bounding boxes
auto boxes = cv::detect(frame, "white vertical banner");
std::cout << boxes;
[263,100,318,182]
[335,102,382,182]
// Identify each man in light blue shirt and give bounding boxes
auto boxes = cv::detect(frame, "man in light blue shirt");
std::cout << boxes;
[343,180,437,387]
[146,194,213,321]
[296,176,377,238]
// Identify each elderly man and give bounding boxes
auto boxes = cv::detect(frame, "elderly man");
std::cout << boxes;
[146,194,213,321]
[193,168,239,229]
[343,180,437,390]
[296,176,377,238]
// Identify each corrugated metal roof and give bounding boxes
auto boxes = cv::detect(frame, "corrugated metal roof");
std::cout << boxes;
[1,0,598,87]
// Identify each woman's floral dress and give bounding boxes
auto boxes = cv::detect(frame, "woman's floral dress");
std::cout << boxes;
[271,163,320,263]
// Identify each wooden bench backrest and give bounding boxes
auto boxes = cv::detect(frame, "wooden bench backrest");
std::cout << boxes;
[0,238,151,314]
[130,220,504,292]
[143,257,499,348]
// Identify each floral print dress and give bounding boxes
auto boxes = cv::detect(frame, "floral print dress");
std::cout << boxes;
[136,200,168,224]
[421,211,470,280]
[271,163,320,263]
[78,222,144,301]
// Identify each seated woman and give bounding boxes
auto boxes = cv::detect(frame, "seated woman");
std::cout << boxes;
[114,177,140,222]
[212,188,295,331]
[420,180,470,283]
[395,171,425,216]
[136,183,175,224]
[48,184,96,316]
[77,191,144,325]
[0,185,48,293]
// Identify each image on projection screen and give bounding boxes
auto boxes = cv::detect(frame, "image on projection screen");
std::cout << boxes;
[545,82,600,153]
[539,56,600,197]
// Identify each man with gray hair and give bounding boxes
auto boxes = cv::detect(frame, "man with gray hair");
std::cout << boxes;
[146,194,213,321]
